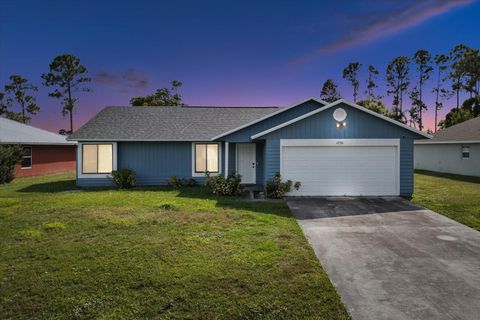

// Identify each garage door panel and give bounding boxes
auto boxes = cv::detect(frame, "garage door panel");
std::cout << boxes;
[281,145,398,196]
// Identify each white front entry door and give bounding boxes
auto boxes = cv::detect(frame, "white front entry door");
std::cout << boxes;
[236,143,256,184]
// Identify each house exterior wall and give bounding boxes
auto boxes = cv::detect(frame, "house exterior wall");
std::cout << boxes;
[221,100,324,142]
[415,143,480,177]
[259,103,419,197]
[15,145,76,178]
[76,141,225,186]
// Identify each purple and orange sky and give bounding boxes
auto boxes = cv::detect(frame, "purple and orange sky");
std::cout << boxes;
[1,0,479,133]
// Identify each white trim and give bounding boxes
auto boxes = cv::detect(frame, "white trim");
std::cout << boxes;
[251,99,432,140]
[224,142,229,178]
[210,97,327,140]
[280,138,400,147]
[415,140,480,145]
[20,146,32,169]
[191,142,222,177]
[77,142,117,179]
[461,145,470,159]
[279,138,401,196]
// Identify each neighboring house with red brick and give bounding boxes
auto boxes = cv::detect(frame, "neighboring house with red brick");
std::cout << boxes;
[0,117,76,178]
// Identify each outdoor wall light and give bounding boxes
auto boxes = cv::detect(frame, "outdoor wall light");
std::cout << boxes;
[333,108,347,128]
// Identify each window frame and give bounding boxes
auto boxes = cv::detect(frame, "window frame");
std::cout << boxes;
[461,146,470,159]
[78,142,117,178]
[20,146,32,169]
[81,143,114,174]
[192,142,222,177]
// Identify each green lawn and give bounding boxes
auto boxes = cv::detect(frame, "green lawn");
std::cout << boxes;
[414,170,480,231]
[0,174,349,319]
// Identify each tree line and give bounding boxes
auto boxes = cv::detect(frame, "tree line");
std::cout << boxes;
[0,53,186,134]
[320,44,480,132]
[3,45,478,135]
[0,54,91,134]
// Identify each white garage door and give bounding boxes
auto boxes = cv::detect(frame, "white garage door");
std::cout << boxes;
[281,139,399,196]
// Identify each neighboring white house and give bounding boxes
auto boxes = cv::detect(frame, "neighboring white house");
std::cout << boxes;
[415,117,480,177]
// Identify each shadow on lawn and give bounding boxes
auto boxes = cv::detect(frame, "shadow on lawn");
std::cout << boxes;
[416,170,480,184]
[175,187,292,217]
[19,179,77,193]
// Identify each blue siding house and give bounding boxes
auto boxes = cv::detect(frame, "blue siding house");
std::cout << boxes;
[68,98,430,197]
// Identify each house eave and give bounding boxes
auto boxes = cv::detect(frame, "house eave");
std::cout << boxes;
[210,97,327,140]
[251,99,433,140]
[414,140,480,145]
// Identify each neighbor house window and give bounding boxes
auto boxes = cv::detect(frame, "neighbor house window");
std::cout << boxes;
[194,143,219,173]
[462,146,470,159]
[21,146,32,169]
[82,144,113,174]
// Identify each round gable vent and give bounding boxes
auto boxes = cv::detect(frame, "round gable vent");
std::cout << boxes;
[333,108,347,122]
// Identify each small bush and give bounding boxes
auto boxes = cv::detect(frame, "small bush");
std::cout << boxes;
[158,203,177,211]
[110,168,136,189]
[167,176,197,188]
[205,172,244,196]
[0,145,23,184]
[184,178,198,187]
[265,172,301,199]
[167,176,184,188]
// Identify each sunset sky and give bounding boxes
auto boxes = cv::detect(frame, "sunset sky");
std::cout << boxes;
[1,0,479,133]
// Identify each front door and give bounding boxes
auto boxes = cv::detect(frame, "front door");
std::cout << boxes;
[236,143,256,184]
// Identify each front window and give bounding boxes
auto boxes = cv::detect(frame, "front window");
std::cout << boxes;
[82,144,113,174]
[462,146,470,159]
[21,146,32,169]
[194,143,219,173]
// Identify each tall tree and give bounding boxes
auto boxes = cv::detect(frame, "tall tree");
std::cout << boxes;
[448,44,470,109]
[386,56,410,123]
[365,65,380,101]
[461,48,480,97]
[130,81,184,106]
[42,54,91,133]
[432,54,450,132]
[342,62,361,102]
[356,99,394,118]
[320,79,341,103]
[410,50,433,130]
[438,108,473,129]
[3,75,40,123]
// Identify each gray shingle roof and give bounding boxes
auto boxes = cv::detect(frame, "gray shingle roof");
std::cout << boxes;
[423,116,480,142]
[68,106,279,141]
[0,117,74,145]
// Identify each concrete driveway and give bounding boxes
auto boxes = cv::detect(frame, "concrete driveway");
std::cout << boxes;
[287,197,480,320]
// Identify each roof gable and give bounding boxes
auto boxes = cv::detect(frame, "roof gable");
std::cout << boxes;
[251,99,432,139]
[211,97,327,140]
[0,117,73,145]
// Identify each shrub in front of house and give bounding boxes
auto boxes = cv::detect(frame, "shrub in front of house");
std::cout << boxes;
[265,172,301,199]
[184,178,197,187]
[205,172,244,196]
[167,176,198,188]
[0,145,23,184]
[110,168,136,189]
[167,176,184,188]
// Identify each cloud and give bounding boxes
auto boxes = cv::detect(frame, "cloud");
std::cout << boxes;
[93,69,148,92]
[293,0,474,62]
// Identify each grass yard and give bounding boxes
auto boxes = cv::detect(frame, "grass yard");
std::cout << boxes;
[414,170,480,231]
[0,173,349,320]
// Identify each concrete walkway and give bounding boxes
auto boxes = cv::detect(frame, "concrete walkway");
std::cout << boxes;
[287,197,480,320]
